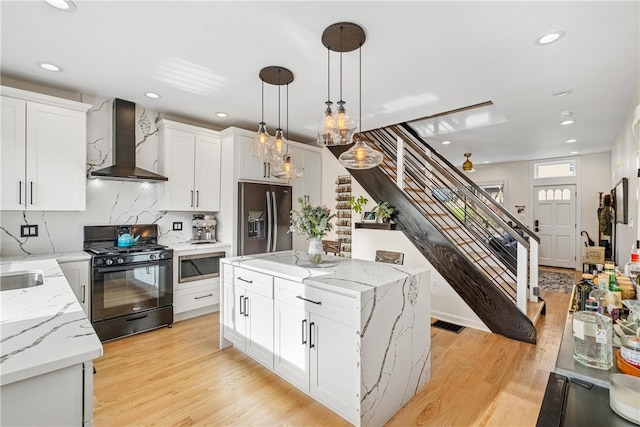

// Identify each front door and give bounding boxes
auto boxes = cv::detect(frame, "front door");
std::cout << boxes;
[534,184,577,268]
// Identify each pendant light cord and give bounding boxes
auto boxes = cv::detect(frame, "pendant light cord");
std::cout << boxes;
[359,42,362,134]
[261,80,265,123]
[339,25,343,102]
[327,47,331,103]
[277,69,281,129]
[286,83,289,140]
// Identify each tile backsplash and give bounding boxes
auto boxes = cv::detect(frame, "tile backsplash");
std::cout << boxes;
[0,95,203,256]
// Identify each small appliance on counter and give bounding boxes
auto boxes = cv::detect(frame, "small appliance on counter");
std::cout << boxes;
[192,214,217,243]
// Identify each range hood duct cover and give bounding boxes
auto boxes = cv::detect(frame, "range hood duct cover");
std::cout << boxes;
[90,98,168,182]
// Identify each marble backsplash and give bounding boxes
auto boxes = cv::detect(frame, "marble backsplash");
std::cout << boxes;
[0,95,207,256]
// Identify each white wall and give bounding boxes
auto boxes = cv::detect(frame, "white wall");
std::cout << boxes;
[611,80,640,265]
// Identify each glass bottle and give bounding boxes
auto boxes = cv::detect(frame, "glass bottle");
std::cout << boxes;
[589,274,620,318]
[572,311,613,370]
[624,253,640,277]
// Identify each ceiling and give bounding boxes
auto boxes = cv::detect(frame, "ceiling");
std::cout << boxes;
[1,1,638,167]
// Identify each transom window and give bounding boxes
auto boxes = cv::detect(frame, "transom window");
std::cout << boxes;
[534,160,576,179]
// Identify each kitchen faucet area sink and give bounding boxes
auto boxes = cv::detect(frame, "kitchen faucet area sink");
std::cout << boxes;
[0,270,45,291]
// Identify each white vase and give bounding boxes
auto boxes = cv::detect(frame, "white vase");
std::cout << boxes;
[307,237,323,264]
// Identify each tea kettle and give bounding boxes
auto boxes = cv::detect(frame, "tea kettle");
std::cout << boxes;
[117,229,140,247]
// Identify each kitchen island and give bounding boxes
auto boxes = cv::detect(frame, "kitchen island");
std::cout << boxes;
[220,251,431,426]
[0,257,103,426]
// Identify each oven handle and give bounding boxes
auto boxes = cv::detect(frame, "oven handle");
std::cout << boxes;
[95,262,162,273]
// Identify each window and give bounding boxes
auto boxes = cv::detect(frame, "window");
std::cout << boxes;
[534,160,576,179]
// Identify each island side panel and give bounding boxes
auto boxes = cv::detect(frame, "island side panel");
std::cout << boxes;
[359,269,431,426]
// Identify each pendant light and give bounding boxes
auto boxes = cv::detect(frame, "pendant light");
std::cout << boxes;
[318,22,363,146]
[338,31,383,170]
[317,46,334,145]
[263,67,292,161]
[253,78,272,159]
[462,153,474,171]
[272,81,304,178]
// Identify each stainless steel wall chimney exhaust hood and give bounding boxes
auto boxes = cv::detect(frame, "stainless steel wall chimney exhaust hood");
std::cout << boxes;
[90,98,168,182]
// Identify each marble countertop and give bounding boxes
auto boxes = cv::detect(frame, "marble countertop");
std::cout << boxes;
[0,251,91,263]
[0,257,103,386]
[168,242,231,252]
[222,250,428,295]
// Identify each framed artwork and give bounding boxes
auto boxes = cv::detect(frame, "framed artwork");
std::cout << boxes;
[362,211,376,222]
[613,177,628,224]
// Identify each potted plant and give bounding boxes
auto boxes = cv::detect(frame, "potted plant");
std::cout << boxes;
[289,197,335,264]
[348,195,369,221]
[372,201,394,223]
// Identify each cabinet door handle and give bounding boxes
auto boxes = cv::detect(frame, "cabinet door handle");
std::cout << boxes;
[126,315,148,322]
[301,319,307,345]
[190,190,194,208]
[196,190,200,207]
[18,181,22,205]
[237,277,253,284]
[30,181,34,205]
[296,295,322,305]
[267,162,271,178]
[81,285,86,304]
[194,293,213,300]
[244,296,249,317]
[309,322,315,349]
[239,295,245,315]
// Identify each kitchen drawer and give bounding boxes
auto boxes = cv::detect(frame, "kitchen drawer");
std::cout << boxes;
[175,276,218,293]
[174,282,219,314]
[234,267,273,298]
[274,277,358,326]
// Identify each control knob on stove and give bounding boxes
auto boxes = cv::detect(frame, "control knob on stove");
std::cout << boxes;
[105,258,114,266]
[116,257,124,264]
[150,254,157,260]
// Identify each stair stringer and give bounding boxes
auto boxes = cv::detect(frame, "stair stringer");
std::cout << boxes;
[328,145,536,344]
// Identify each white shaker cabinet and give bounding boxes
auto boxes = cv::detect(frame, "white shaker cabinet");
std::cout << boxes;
[1,87,91,211]
[157,119,221,212]
[273,278,357,422]
[222,266,274,369]
[59,260,90,317]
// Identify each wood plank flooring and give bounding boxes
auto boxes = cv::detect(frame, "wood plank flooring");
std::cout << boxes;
[93,271,573,426]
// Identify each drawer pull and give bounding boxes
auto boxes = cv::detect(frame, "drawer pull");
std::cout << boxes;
[194,293,214,300]
[301,319,307,345]
[238,277,253,284]
[296,295,322,305]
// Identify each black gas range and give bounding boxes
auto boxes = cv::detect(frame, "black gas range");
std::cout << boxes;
[84,224,174,342]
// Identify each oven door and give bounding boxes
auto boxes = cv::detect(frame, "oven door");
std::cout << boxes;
[178,251,225,283]
[92,258,172,322]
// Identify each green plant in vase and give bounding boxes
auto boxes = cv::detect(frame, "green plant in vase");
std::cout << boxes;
[372,201,394,223]
[348,195,369,220]
[289,197,335,264]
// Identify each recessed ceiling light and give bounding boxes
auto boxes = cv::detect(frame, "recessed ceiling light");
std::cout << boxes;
[560,119,574,125]
[551,90,573,98]
[215,112,229,118]
[560,110,572,118]
[570,151,579,154]
[536,31,566,45]
[565,139,577,143]
[144,92,161,99]
[441,140,451,145]
[483,161,490,164]
[36,61,63,72]
[45,0,76,11]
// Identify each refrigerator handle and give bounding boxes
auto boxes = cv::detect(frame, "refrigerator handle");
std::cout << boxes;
[272,191,277,251]
[266,191,272,252]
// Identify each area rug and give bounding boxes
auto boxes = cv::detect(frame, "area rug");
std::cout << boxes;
[538,271,576,294]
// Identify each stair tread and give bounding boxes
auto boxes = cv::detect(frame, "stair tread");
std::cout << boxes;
[468,251,490,262]
[527,299,546,325]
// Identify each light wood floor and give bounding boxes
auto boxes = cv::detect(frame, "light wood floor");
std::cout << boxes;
[93,271,574,427]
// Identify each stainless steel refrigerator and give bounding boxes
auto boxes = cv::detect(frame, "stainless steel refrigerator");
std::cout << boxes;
[238,182,293,255]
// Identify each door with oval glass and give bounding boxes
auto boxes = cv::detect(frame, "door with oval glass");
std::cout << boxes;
[534,184,576,268]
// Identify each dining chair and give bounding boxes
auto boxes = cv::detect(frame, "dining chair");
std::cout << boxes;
[322,239,340,255]
[375,250,404,265]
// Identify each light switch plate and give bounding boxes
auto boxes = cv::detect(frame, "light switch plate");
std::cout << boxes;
[172,222,183,231]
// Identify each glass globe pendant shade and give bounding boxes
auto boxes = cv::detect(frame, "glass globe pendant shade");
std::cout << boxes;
[271,155,304,179]
[253,122,272,158]
[317,102,336,146]
[332,101,358,145]
[338,136,383,170]
[269,128,290,161]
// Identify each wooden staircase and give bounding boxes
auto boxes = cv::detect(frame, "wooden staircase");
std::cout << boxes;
[328,123,543,344]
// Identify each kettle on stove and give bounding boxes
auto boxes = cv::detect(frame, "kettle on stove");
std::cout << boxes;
[117,228,140,247]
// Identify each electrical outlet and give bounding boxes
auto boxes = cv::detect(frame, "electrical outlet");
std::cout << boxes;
[20,224,38,237]
[172,222,183,231]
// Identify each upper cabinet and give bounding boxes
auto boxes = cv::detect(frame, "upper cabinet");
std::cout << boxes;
[157,119,221,212]
[1,86,91,211]
[234,129,289,184]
